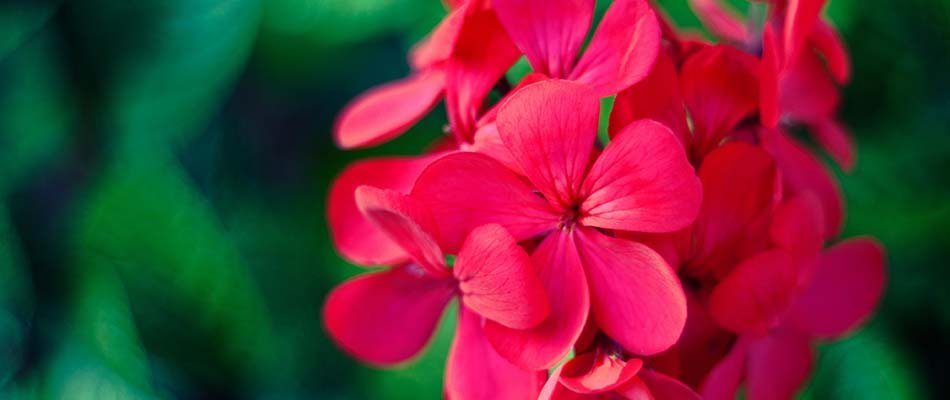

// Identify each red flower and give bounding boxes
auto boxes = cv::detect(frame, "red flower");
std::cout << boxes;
[493,0,661,97]
[701,195,886,399]
[324,186,549,398]
[411,79,702,369]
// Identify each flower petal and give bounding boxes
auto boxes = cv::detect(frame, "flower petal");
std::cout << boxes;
[746,329,813,400]
[355,186,449,277]
[456,224,550,329]
[680,45,760,159]
[580,119,701,233]
[410,4,466,69]
[485,230,590,370]
[492,0,594,79]
[496,79,600,208]
[759,127,844,236]
[809,118,855,171]
[575,228,687,356]
[638,369,702,400]
[445,308,545,400]
[769,193,825,257]
[328,154,444,266]
[787,238,886,338]
[569,0,661,97]
[782,0,827,67]
[612,376,652,400]
[689,143,780,278]
[539,366,594,400]
[759,25,782,128]
[323,266,455,365]
[609,51,689,143]
[699,337,748,400]
[334,71,445,149]
[559,352,643,394]
[446,7,521,142]
[810,20,851,84]
[709,249,799,335]
[779,49,840,124]
[411,152,560,253]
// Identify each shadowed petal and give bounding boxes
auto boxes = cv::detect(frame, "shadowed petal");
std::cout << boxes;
[580,119,701,233]
[559,352,643,394]
[699,337,748,400]
[746,329,813,400]
[445,308,545,400]
[323,266,455,365]
[638,369,701,400]
[575,228,687,356]
[810,20,851,84]
[456,224,550,329]
[709,250,799,335]
[609,51,689,143]
[809,118,855,171]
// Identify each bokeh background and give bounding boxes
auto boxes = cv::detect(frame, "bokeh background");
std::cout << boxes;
[0,0,947,398]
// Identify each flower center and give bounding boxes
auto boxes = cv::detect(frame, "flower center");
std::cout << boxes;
[558,204,581,230]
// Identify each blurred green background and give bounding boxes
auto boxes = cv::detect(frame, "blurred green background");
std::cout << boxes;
[0,0,947,398]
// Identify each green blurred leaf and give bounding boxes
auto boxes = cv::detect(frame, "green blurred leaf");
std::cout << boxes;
[0,0,61,61]
[0,205,32,387]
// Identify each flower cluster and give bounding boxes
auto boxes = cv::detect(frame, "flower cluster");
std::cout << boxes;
[323,0,885,399]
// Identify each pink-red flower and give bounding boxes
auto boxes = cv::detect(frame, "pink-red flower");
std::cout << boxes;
[411,79,702,368]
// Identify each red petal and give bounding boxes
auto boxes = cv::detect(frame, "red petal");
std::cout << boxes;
[411,152,560,252]
[680,45,760,159]
[769,193,825,257]
[445,308,545,400]
[334,71,445,149]
[485,230,590,370]
[783,0,827,67]
[323,266,454,365]
[759,127,844,236]
[609,51,689,143]
[328,154,443,266]
[687,0,750,43]
[779,49,840,124]
[689,143,780,278]
[410,5,466,69]
[462,122,522,175]
[456,224,550,329]
[638,369,701,400]
[787,238,886,338]
[492,0,594,79]
[559,352,643,394]
[575,228,687,356]
[355,186,449,277]
[810,20,851,84]
[569,0,661,97]
[539,366,595,400]
[759,25,782,129]
[446,7,521,142]
[746,330,813,400]
[580,119,702,233]
[699,338,748,400]
[809,118,855,171]
[496,80,599,209]
[709,250,799,335]
[612,376,653,400]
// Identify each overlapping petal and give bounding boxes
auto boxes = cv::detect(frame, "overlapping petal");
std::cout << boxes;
[709,249,799,335]
[559,353,643,394]
[746,329,813,400]
[491,0,594,79]
[609,51,689,143]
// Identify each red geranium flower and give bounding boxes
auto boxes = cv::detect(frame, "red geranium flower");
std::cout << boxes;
[324,186,550,399]
[411,79,702,369]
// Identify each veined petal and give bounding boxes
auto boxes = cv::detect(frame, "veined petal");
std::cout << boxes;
[575,228,687,356]
[787,238,886,338]
[559,352,643,394]
[328,154,444,266]
[746,329,813,400]
[709,250,799,335]
[638,369,702,400]
[446,7,521,142]
[485,230,590,370]
[355,186,449,277]
[609,51,689,143]
[580,119,701,233]
[569,0,661,97]
[496,79,600,208]
[411,152,560,253]
[492,0,594,79]
[445,308,545,400]
[323,266,455,365]
[680,45,760,159]
[334,71,445,149]
[456,224,550,329]
[759,127,844,236]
